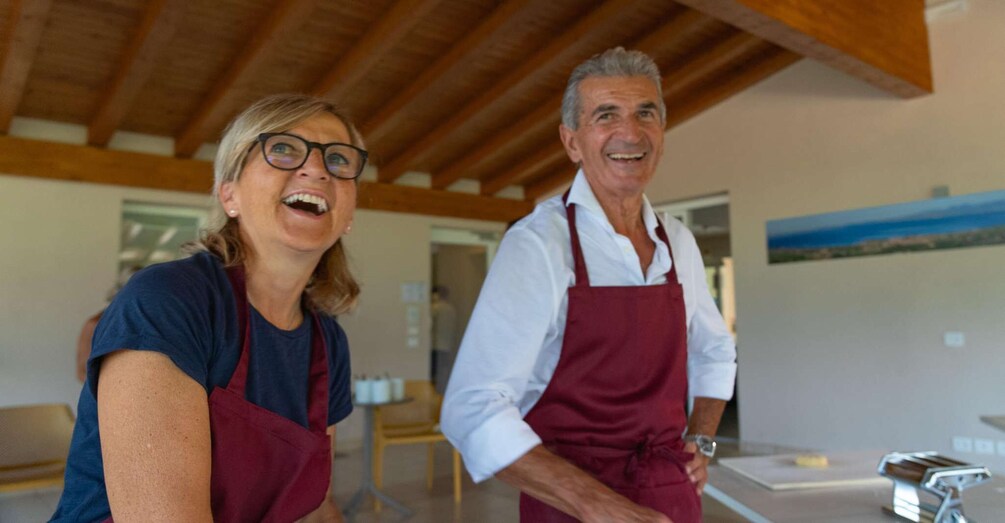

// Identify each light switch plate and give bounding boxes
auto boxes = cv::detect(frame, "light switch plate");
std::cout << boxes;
[943,331,965,348]
[974,438,995,454]
[952,436,973,452]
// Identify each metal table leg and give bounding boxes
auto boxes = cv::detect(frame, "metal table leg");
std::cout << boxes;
[342,404,414,521]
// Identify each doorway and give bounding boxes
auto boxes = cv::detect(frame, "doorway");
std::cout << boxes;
[429,227,501,393]
[653,194,739,440]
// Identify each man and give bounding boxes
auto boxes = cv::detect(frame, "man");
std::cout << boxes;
[441,47,736,522]
[430,285,458,394]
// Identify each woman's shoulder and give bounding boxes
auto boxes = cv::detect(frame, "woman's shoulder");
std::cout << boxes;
[127,251,230,298]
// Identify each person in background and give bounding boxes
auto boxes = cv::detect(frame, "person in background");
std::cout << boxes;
[430,284,458,394]
[75,268,140,382]
[441,48,737,522]
[53,93,367,522]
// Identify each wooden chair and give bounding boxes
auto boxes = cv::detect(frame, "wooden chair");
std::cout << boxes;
[373,380,461,509]
[0,403,75,493]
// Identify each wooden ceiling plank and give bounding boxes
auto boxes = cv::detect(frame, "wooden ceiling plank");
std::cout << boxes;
[674,0,931,97]
[523,161,578,201]
[312,0,442,102]
[87,0,186,146]
[456,9,717,194]
[523,47,802,201]
[663,30,765,99]
[486,142,569,196]
[377,0,646,184]
[173,0,317,157]
[0,135,531,222]
[665,46,801,128]
[0,0,54,132]
[471,99,560,194]
[361,0,534,144]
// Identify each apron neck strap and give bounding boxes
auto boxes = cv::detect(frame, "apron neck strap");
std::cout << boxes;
[563,190,679,286]
[224,265,329,432]
[562,190,591,287]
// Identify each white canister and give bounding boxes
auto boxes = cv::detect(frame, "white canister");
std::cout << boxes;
[391,378,405,401]
[354,378,373,403]
[372,378,392,404]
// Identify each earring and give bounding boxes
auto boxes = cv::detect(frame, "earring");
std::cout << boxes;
[228,209,237,216]
[345,223,352,234]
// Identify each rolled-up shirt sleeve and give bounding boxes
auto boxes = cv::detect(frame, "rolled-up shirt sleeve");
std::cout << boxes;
[441,225,561,483]
[677,226,737,400]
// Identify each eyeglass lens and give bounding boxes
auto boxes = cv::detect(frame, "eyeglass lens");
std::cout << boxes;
[262,134,363,179]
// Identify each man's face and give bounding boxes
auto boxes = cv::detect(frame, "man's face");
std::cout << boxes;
[559,76,665,200]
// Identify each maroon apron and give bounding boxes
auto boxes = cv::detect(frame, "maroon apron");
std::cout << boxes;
[102,266,331,522]
[208,266,332,521]
[519,194,701,522]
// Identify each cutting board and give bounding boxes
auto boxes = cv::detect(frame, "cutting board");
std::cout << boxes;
[718,450,891,491]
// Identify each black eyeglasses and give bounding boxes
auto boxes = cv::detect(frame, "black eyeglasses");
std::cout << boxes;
[257,133,368,180]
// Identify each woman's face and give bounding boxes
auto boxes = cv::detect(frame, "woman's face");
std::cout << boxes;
[219,112,357,262]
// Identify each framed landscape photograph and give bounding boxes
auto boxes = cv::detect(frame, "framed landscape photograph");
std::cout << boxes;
[766,189,1005,264]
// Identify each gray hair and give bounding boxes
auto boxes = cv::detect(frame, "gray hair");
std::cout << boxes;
[560,47,665,130]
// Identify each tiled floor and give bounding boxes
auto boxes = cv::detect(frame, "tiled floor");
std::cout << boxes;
[1,443,748,522]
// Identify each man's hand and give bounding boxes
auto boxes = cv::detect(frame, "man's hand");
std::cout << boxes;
[498,445,672,523]
[579,488,673,523]
[683,441,710,496]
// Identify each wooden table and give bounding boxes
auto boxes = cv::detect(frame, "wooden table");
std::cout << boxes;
[342,397,413,521]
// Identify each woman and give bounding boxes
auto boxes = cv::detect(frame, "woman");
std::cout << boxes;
[52,93,366,522]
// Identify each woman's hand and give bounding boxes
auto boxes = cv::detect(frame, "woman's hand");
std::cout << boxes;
[298,499,343,522]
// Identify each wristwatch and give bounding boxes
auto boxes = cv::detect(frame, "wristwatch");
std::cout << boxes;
[684,434,717,458]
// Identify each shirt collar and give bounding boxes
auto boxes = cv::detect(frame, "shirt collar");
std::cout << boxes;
[566,168,660,238]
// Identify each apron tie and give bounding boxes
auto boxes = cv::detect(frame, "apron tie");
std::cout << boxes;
[624,434,692,479]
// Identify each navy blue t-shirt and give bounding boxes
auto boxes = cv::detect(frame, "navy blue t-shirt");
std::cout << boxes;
[51,252,353,522]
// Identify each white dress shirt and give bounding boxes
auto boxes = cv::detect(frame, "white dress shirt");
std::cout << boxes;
[441,170,737,482]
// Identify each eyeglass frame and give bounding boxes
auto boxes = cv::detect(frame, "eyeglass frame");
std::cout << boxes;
[256,132,369,180]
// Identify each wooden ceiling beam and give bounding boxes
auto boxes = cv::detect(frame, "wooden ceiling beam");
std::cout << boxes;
[522,46,802,201]
[88,0,186,146]
[360,0,533,144]
[376,0,645,184]
[312,0,441,102]
[463,10,719,195]
[523,161,577,202]
[664,45,801,128]
[358,182,533,223]
[663,30,765,98]
[0,0,54,132]
[0,135,531,222]
[173,0,316,157]
[472,99,562,195]
[674,0,931,97]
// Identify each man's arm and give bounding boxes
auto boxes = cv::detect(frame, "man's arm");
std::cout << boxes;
[683,397,727,495]
[497,445,671,523]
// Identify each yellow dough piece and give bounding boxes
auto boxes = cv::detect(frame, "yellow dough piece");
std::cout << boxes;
[794,454,829,468]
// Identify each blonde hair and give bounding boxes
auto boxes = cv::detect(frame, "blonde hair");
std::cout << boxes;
[197,93,363,315]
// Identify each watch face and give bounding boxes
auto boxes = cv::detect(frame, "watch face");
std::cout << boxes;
[693,436,716,457]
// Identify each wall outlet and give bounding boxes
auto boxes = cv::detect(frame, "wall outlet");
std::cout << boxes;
[952,436,973,452]
[998,441,1005,456]
[974,438,995,455]
[943,331,965,348]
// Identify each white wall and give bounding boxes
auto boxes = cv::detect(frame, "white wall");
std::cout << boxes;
[0,176,213,409]
[0,173,503,448]
[646,0,1005,470]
